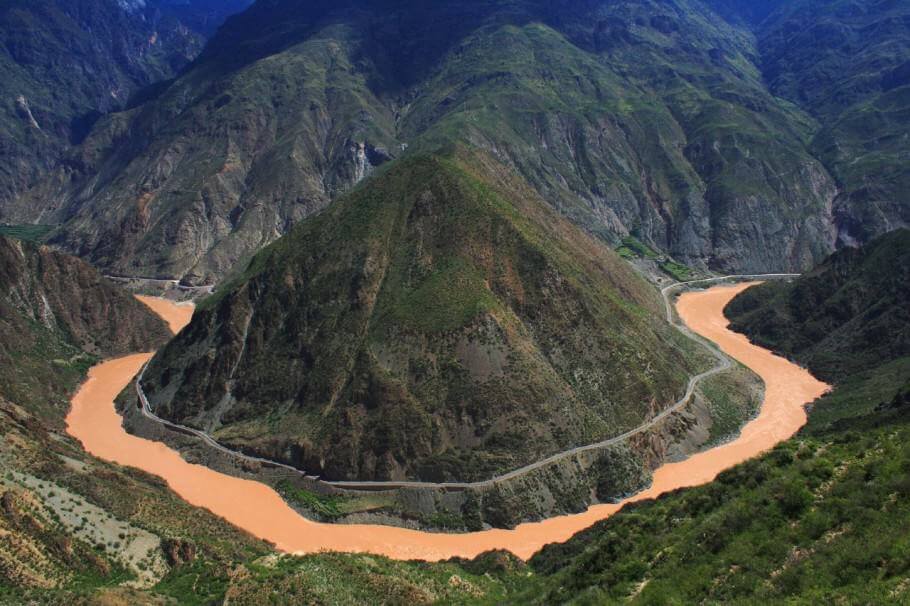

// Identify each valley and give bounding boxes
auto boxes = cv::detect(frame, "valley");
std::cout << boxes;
[2,1,908,602]
[66,281,827,560]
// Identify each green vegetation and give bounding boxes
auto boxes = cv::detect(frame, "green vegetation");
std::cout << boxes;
[658,260,695,281]
[615,236,697,280]
[0,236,169,422]
[18,0,864,283]
[616,236,660,260]
[146,152,700,491]
[276,482,391,521]
[194,551,524,605]
[385,256,502,334]
[698,364,762,447]
[0,0,249,216]
[93,363,906,605]
[3,1,910,602]
[726,228,910,382]
[0,224,53,242]
[142,231,910,604]
[277,483,348,520]
[520,402,910,604]
[153,559,238,606]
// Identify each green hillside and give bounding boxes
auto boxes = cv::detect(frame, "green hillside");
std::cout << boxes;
[143,151,700,484]
[725,228,910,382]
[133,225,910,605]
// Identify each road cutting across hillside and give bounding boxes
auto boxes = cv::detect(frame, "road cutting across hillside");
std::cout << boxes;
[66,280,829,560]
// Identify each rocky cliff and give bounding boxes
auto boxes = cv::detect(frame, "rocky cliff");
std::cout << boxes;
[711,0,910,247]
[0,0,251,218]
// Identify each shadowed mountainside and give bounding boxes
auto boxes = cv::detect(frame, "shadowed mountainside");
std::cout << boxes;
[16,0,870,283]
[725,228,910,383]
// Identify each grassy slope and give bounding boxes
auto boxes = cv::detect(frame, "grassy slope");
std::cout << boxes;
[145,151,702,482]
[0,236,172,423]
[0,224,53,243]
[724,228,910,382]
[12,227,907,606]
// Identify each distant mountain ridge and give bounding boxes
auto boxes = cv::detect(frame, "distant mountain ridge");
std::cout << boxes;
[0,0,252,217]
[2,1,907,283]
[4,0,900,283]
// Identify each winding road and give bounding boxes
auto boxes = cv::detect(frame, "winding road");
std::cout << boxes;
[66,279,829,560]
[133,274,797,491]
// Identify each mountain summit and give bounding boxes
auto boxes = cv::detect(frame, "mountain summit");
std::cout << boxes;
[142,151,700,482]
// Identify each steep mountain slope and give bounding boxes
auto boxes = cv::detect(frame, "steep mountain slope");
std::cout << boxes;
[0,0,251,218]
[725,228,910,383]
[20,0,846,283]
[207,224,910,605]
[0,235,171,422]
[141,151,701,482]
[0,237,268,601]
[711,0,910,245]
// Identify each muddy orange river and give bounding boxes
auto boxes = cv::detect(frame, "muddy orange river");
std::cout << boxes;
[66,283,829,560]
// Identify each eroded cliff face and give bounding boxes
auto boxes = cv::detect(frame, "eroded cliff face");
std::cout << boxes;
[0,0,252,219]
[0,235,171,425]
[11,0,859,282]
[710,0,910,250]
[0,236,171,358]
[30,22,399,283]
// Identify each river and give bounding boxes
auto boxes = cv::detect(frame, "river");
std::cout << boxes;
[65,283,829,560]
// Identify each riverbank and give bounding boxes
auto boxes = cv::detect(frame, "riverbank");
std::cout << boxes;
[65,283,829,560]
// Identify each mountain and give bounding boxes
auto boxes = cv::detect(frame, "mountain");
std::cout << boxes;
[12,0,879,283]
[0,235,171,422]
[709,0,910,244]
[140,151,701,482]
[10,234,904,606]
[168,223,910,605]
[0,0,252,218]
[0,236,268,601]
[725,228,910,383]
